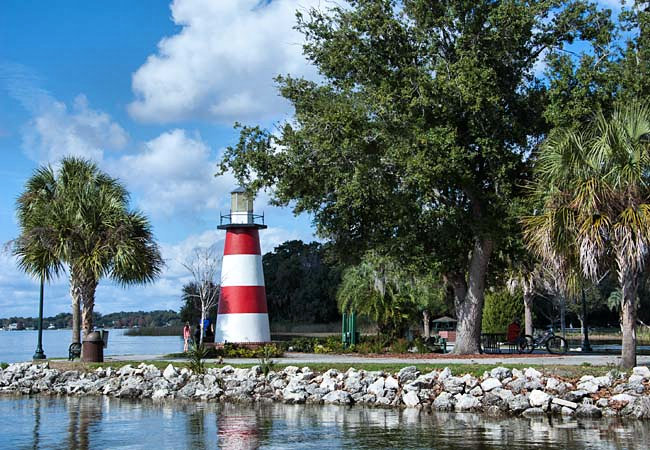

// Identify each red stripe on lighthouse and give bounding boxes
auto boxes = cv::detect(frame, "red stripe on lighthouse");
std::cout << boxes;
[224,229,261,255]
[218,286,268,314]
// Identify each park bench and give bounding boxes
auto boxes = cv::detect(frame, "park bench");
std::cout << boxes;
[68,342,81,360]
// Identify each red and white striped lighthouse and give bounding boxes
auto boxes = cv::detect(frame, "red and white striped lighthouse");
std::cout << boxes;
[215,187,270,343]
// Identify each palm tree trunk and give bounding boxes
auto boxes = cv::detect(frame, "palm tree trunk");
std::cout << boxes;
[81,277,98,339]
[523,290,534,336]
[422,310,430,338]
[620,276,638,368]
[448,238,493,354]
[71,266,98,341]
[69,270,82,344]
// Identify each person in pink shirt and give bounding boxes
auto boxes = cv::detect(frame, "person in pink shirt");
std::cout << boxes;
[183,322,191,352]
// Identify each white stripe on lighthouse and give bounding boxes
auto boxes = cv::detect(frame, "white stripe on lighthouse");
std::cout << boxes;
[220,254,264,287]
[215,313,270,343]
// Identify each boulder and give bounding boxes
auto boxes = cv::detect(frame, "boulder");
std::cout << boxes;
[632,366,650,379]
[384,376,400,391]
[480,378,502,392]
[442,376,465,394]
[524,368,542,379]
[528,390,550,408]
[397,366,419,383]
[454,394,481,411]
[367,378,385,397]
[402,391,420,407]
[508,394,531,414]
[552,398,578,409]
[490,367,512,380]
[322,390,352,405]
[575,404,602,418]
[162,364,177,380]
[433,392,455,411]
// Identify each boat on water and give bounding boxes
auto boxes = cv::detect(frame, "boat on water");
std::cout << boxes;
[47,324,56,330]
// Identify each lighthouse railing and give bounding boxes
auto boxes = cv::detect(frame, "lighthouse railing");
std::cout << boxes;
[219,211,265,227]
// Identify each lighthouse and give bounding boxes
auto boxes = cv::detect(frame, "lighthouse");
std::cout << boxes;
[215,187,270,343]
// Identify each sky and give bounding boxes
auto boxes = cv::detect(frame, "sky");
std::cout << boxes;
[0,0,628,318]
[0,0,324,318]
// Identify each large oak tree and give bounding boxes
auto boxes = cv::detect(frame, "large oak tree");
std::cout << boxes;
[220,0,609,353]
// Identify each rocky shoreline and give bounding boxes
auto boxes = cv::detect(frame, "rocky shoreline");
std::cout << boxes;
[1,362,650,419]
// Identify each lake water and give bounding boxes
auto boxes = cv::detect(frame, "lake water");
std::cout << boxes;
[2,396,649,449]
[0,329,183,363]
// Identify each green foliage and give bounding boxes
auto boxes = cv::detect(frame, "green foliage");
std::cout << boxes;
[389,338,410,354]
[209,343,285,359]
[258,345,276,377]
[187,343,210,375]
[0,362,8,370]
[482,289,524,334]
[263,240,342,323]
[218,0,609,352]
[13,157,164,334]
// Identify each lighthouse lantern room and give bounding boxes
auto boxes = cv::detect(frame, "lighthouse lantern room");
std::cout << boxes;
[215,187,270,343]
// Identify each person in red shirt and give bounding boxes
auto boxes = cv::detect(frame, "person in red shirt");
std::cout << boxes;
[183,322,191,352]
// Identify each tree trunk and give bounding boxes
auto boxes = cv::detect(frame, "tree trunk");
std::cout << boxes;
[71,266,98,341]
[69,269,82,344]
[523,290,534,336]
[423,310,430,338]
[200,309,205,345]
[620,275,638,368]
[448,238,493,354]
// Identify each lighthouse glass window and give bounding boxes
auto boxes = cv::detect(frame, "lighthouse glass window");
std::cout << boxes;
[231,192,253,213]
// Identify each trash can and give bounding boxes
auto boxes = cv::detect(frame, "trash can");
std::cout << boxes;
[82,331,104,362]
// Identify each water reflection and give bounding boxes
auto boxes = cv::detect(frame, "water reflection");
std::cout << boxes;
[3,396,650,449]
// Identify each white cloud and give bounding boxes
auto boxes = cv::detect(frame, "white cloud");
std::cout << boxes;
[108,129,235,217]
[128,0,319,124]
[21,94,128,164]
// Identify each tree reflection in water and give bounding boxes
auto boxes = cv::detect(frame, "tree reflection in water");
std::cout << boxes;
[65,397,102,450]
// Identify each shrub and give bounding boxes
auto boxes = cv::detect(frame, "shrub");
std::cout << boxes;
[389,338,410,354]
[481,289,524,334]
[187,343,210,374]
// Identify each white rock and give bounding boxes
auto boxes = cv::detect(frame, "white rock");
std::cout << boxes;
[320,378,337,392]
[546,378,561,391]
[524,368,542,379]
[385,376,399,391]
[402,391,420,407]
[469,386,483,397]
[561,407,575,416]
[552,398,578,409]
[162,364,177,380]
[611,393,637,403]
[368,378,385,397]
[322,390,352,405]
[632,366,650,379]
[480,378,502,392]
[577,381,599,394]
[511,368,523,379]
[151,388,168,400]
[454,394,480,411]
[528,390,551,407]
[629,374,644,385]
[439,367,452,380]
[593,376,612,388]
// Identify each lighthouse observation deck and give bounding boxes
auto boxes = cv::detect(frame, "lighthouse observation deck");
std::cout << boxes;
[218,212,267,229]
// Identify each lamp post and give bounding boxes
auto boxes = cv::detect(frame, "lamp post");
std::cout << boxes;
[581,288,592,353]
[33,275,46,360]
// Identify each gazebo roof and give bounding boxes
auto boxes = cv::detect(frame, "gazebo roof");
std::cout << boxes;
[431,316,457,323]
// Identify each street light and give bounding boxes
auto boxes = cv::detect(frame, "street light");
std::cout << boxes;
[33,275,46,360]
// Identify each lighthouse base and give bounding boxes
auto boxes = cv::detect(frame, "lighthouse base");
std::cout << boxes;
[215,313,271,343]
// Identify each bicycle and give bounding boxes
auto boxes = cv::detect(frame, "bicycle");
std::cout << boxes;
[521,329,568,354]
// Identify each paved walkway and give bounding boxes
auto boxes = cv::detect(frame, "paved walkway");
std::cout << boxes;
[105,352,650,367]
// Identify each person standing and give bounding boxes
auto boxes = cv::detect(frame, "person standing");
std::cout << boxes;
[183,322,191,352]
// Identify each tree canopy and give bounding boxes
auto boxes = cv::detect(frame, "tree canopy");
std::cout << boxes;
[219,0,611,353]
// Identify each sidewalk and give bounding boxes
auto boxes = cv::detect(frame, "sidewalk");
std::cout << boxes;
[105,351,650,367]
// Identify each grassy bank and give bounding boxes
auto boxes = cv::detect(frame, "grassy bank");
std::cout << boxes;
[123,326,183,336]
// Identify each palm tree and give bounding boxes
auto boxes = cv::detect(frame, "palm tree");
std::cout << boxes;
[14,157,164,344]
[523,102,650,368]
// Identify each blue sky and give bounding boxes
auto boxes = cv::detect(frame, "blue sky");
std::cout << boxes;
[0,0,321,317]
[0,0,628,318]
